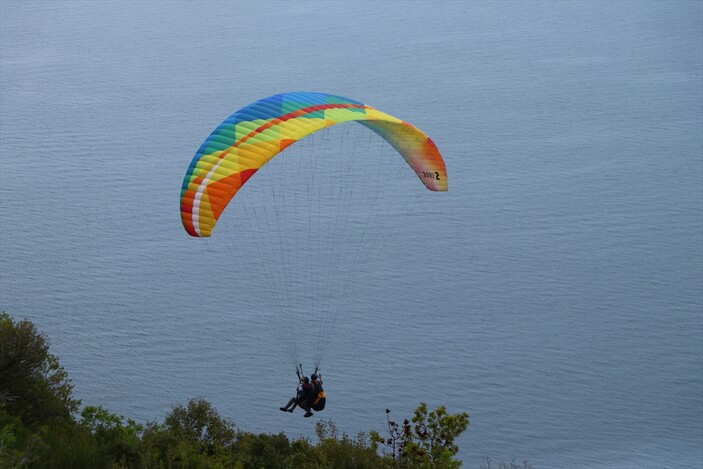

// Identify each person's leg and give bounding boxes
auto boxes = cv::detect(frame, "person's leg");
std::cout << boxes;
[280,397,296,411]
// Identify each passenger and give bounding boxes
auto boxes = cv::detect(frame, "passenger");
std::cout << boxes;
[280,376,313,413]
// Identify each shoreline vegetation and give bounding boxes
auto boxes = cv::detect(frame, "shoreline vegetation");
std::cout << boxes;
[1,311,529,468]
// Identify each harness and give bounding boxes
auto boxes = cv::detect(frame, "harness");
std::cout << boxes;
[311,382,326,411]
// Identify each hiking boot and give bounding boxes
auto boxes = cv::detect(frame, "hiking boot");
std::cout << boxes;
[304,411,313,418]
[280,407,287,412]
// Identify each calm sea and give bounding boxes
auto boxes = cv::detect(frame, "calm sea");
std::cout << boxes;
[1,1,701,467]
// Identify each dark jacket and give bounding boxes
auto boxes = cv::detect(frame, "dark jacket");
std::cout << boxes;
[298,382,314,404]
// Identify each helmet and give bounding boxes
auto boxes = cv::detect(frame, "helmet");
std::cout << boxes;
[311,373,318,380]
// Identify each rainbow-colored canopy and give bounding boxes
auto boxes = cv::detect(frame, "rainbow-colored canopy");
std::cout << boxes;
[181,92,447,237]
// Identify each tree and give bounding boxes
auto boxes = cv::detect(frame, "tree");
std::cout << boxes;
[314,419,384,469]
[140,396,238,467]
[163,397,236,451]
[231,431,301,469]
[0,312,79,427]
[372,403,470,469]
[407,402,469,468]
[80,405,143,466]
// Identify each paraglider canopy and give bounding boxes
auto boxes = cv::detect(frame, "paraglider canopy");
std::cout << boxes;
[180,91,448,372]
[181,92,447,238]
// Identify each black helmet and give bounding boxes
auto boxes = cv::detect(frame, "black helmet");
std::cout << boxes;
[311,373,318,380]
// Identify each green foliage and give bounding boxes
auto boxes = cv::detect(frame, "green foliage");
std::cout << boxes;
[315,419,385,469]
[371,403,470,469]
[80,405,143,466]
[0,411,41,468]
[32,419,102,469]
[0,312,80,427]
[139,397,238,468]
[408,402,470,468]
[164,397,236,450]
[230,431,301,468]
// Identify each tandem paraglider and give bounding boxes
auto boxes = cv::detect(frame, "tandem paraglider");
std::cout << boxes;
[180,92,447,411]
[280,365,326,418]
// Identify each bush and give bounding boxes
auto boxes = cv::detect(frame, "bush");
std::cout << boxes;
[139,397,237,468]
[80,405,142,467]
[315,419,385,469]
